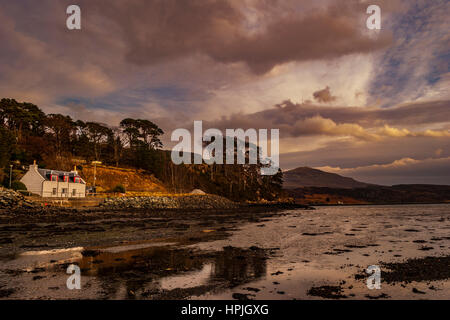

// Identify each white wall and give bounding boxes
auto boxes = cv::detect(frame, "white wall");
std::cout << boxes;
[21,164,86,198]
[20,165,44,196]
[42,181,86,198]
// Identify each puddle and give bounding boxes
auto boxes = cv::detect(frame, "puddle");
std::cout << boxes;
[160,263,213,290]
[0,240,269,299]
[100,242,177,253]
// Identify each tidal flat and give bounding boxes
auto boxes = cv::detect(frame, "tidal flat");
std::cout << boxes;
[0,204,449,299]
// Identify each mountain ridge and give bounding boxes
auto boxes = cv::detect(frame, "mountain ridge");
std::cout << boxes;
[283,166,374,189]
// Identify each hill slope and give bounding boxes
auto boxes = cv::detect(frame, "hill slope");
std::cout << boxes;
[79,165,166,193]
[283,167,372,189]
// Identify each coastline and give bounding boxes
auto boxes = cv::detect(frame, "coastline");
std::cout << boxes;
[0,188,312,216]
[0,203,448,299]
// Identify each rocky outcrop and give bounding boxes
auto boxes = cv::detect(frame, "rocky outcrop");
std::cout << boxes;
[189,189,206,195]
[0,189,38,209]
[101,194,238,210]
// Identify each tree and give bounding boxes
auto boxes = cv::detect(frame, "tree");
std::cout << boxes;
[106,127,125,167]
[0,127,14,167]
[85,122,112,161]
[45,114,75,157]
[0,98,45,143]
[119,118,164,150]
[11,181,27,191]
[120,118,140,148]
[137,119,164,150]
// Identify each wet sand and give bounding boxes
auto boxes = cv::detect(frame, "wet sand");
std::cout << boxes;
[0,204,449,299]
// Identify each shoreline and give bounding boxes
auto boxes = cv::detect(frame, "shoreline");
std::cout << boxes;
[0,203,448,299]
[0,202,313,217]
[304,201,450,207]
[1,188,312,215]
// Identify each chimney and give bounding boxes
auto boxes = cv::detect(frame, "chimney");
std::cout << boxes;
[30,160,38,171]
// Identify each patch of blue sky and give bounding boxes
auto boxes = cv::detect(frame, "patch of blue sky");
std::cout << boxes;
[57,85,208,113]
[368,0,449,107]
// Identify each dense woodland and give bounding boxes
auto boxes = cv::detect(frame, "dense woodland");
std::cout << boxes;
[0,98,283,201]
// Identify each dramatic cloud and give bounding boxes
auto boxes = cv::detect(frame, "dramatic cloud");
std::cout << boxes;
[313,86,337,103]
[83,0,392,74]
[317,157,450,185]
[202,99,450,140]
[280,135,450,175]
[0,0,448,184]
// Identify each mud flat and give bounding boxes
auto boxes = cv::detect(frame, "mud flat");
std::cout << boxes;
[0,204,449,299]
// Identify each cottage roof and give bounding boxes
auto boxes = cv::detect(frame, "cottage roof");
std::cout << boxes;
[35,168,85,183]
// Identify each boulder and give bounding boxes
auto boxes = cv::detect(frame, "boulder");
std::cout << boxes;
[190,189,206,195]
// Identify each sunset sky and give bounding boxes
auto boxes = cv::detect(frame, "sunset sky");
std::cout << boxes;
[0,0,449,185]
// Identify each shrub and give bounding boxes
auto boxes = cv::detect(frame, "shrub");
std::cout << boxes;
[11,181,27,191]
[112,184,126,193]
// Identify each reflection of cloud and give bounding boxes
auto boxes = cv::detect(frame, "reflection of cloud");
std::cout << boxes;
[160,263,213,290]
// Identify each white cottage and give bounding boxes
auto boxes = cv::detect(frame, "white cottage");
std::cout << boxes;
[20,162,86,198]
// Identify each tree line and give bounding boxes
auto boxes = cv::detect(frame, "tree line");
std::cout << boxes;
[0,98,163,168]
[0,98,283,201]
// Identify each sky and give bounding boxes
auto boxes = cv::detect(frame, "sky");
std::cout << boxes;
[0,0,449,185]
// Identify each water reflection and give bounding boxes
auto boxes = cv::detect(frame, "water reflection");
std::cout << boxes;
[54,244,268,299]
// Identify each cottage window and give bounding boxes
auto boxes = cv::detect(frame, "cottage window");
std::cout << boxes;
[63,176,69,182]
[52,188,57,195]
[74,177,80,183]
[62,188,68,195]
[72,189,77,196]
[50,175,58,182]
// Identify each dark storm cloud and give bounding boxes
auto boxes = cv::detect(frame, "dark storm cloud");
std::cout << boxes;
[83,0,392,74]
[0,0,394,106]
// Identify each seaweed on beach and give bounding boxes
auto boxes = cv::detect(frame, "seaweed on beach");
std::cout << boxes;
[381,256,450,283]
[307,285,347,299]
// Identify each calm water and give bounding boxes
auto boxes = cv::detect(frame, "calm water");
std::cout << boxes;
[1,204,449,299]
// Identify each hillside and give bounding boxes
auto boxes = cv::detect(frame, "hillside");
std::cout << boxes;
[283,167,372,189]
[79,165,166,193]
[0,99,285,202]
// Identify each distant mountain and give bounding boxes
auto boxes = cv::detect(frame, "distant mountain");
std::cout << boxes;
[283,167,373,189]
[287,184,450,205]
